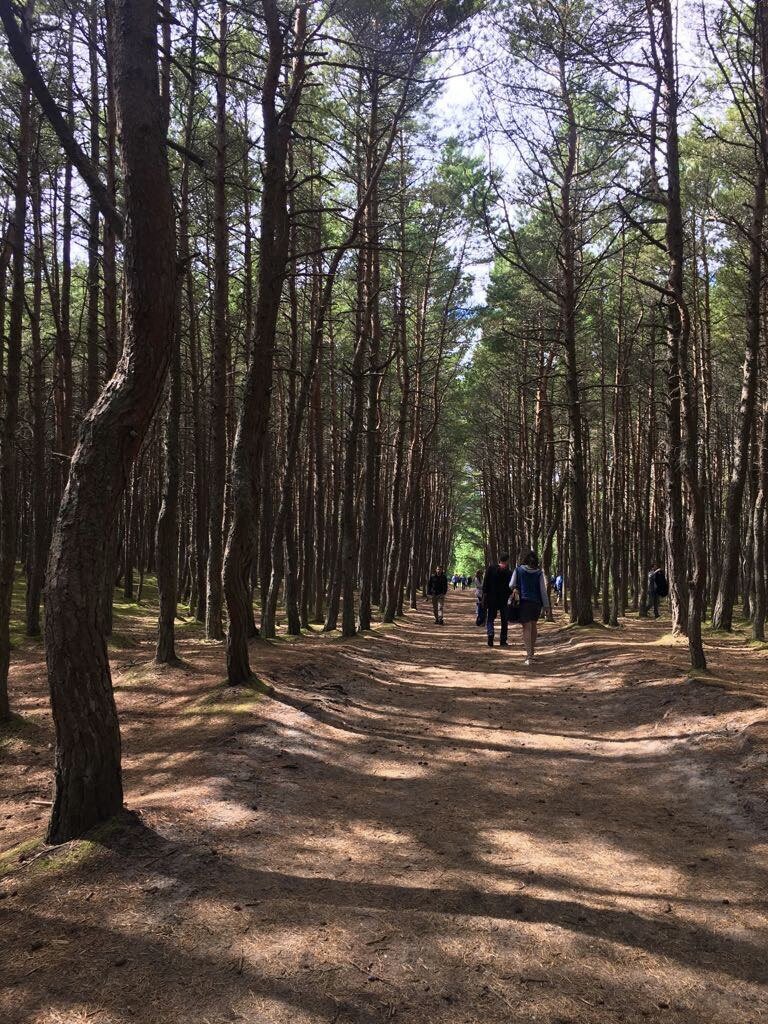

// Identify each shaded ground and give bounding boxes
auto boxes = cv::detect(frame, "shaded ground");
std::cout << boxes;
[2,591,768,1023]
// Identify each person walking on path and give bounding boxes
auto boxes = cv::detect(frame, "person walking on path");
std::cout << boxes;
[510,550,550,666]
[473,568,486,627]
[647,564,668,619]
[483,554,513,647]
[427,565,448,624]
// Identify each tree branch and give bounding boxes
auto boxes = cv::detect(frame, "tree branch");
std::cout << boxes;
[0,0,124,240]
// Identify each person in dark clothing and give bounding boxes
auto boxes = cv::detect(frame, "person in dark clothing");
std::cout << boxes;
[483,554,513,647]
[647,565,667,619]
[427,565,448,624]
[648,567,659,618]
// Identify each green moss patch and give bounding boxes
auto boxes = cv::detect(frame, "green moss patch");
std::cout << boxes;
[175,616,204,636]
[263,632,306,645]
[649,632,688,647]
[0,713,45,749]
[113,660,185,690]
[0,838,42,876]
[1,817,128,879]
[565,620,615,633]
[687,668,727,686]
[107,630,139,651]
[186,680,273,716]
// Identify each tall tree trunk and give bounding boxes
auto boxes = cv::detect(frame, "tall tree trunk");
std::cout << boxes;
[648,0,689,636]
[358,79,382,632]
[712,116,766,631]
[340,252,370,635]
[100,7,119,637]
[85,0,100,407]
[609,234,628,627]
[753,398,768,640]
[45,0,176,842]
[382,240,410,622]
[751,2,768,640]
[205,0,229,640]
[653,0,704,663]
[189,265,207,622]
[52,11,75,506]
[156,326,181,663]
[0,2,32,720]
[224,0,306,681]
[559,54,593,626]
[26,132,47,637]
[156,0,198,663]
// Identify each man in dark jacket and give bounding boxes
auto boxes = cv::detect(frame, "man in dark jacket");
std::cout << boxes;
[647,565,667,619]
[483,554,513,647]
[427,565,448,624]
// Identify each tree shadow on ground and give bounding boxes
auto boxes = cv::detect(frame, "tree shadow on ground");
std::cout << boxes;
[4,595,768,1024]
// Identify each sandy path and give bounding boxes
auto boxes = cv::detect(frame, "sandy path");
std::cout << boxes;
[2,592,768,1023]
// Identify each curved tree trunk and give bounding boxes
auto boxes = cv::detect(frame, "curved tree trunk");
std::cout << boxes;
[45,0,176,842]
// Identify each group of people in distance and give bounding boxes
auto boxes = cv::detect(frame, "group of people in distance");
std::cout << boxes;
[427,552,671,666]
[427,551,559,666]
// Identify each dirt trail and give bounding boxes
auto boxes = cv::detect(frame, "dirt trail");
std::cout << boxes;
[2,593,768,1024]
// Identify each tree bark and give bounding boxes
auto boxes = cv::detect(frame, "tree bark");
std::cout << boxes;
[224,0,306,678]
[26,132,47,638]
[45,0,175,842]
[205,0,229,641]
[712,86,767,632]
[0,3,32,720]
[85,0,101,408]
[557,49,593,626]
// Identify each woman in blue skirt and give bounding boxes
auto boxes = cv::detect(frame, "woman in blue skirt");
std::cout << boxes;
[509,550,550,666]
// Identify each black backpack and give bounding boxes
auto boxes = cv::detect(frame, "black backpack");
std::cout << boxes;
[654,568,669,598]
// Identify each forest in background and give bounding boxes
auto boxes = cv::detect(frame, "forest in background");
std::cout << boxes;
[2,0,768,845]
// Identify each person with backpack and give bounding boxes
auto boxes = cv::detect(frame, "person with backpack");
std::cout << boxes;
[554,571,564,606]
[427,565,448,624]
[482,554,513,647]
[509,549,550,666]
[648,564,668,619]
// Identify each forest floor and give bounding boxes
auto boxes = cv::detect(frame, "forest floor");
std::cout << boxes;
[1,589,768,1024]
